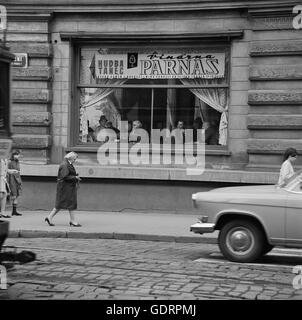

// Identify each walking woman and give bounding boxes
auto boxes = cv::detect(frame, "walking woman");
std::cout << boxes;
[277,147,298,188]
[45,152,82,227]
[7,149,23,216]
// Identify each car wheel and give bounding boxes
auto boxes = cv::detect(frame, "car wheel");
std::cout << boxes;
[262,243,274,255]
[218,219,264,263]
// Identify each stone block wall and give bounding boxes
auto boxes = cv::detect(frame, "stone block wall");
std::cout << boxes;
[7,15,53,164]
[247,13,302,170]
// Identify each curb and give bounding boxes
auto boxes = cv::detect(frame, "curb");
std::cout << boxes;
[8,229,218,244]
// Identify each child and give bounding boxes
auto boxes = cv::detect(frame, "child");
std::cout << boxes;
[7,149,23,216]
[0,158,18,218]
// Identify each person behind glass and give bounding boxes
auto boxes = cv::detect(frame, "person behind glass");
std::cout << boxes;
[94,115,108,141]
[7,149,23,216]
[174,120,185,143]
[192,117,203,143]
[277,147,298,188]
[45,152,82,227]
[205,119,219,145]
[176,121,185,133]
[96,121,119,142]
[129,120,142,143]
[0,158,18,218]
[87,121,95,143]
[106,121,120,139]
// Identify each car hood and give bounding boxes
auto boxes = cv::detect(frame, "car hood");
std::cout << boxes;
[209,185,276,194]
[192,184,286,206]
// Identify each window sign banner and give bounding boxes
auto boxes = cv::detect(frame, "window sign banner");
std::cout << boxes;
[93,52,225,79]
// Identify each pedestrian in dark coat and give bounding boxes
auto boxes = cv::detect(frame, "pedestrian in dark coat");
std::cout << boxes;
[7,149,23,216]
[45,152,82,227]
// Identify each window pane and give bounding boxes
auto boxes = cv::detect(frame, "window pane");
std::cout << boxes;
[79,81,225,146]
[79,85,152,143]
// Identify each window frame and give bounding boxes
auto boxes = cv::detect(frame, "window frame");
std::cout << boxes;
[71,41,231,150]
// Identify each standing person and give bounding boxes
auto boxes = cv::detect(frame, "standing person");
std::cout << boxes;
[277,147,298,188]
[0,159,8,218]
[7,149,23,216]
[45,152,82,227]
[192,117,203,143]
[0,159,18,218]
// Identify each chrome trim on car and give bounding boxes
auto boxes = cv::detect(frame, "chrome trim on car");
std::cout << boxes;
[190,222,215,234]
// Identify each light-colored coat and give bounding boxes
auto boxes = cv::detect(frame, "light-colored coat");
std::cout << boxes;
[0,159,9,193]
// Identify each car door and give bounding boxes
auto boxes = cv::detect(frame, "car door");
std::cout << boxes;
[285,184,302,245]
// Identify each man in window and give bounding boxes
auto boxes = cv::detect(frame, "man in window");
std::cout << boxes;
[205,119,219,145]
[96,121,120,142]
[94,115,108,141]
[193,117,203,143]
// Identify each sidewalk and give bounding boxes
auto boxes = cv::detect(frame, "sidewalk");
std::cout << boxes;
[1,210,218,244]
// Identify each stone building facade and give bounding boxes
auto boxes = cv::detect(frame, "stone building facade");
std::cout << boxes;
[2,0,302,211]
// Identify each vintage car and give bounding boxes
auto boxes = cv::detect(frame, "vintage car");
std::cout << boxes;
[190,173,302,263]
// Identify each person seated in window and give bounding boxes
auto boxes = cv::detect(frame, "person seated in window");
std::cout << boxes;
[87,127,95,143]
[173,120,185,144]
[106,121,120,140]
[127,121,133,134]
[86,121,95,143]
[176,121,185,133]
[96,121,119,143]
[192,117,203,143]
[94,115,108,141]
[129,120,142,143]
[205,119,219,145]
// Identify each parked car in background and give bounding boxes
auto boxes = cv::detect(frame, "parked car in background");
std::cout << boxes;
[190,173,302,263]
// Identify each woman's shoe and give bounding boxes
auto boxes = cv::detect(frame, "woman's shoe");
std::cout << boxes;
[69,222,82,227]
[12,212,22,216]
[1,215,11,218]
[45,217,55,226]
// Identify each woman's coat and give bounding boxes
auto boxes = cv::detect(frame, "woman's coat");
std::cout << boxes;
[7,159,22,197]
[55,159,79,210]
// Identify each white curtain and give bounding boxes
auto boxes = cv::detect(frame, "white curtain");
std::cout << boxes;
[166,80,177,130]
[80,79,126,141]
[180,78,228,146]
[194,97,207,123]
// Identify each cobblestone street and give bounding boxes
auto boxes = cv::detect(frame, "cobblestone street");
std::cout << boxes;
[1,238,302,300]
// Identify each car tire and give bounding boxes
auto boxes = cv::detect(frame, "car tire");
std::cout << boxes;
[262,243,274,256]
[218,219,265,263]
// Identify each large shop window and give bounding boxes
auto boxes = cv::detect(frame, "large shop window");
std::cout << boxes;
[77,46,229,146]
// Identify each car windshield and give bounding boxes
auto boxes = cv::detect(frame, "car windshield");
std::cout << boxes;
[282,174,302,193]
